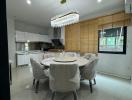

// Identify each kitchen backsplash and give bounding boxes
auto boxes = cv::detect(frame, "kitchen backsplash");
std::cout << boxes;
[16,43,25,51]
[16,42,52,51]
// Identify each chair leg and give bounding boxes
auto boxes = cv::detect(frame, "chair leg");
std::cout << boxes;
[33,79,35,86]
[94,78,96,85]
[51,92,55,100]
[89,80,93,93]
[73,91,78,100]
[35,80,39,93]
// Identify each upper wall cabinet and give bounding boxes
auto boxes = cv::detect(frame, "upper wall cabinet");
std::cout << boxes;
[98,12,131,24]
[16,31,26,42]
[98,15,112,25]
[98,11,131,29]
[38,34,51,43]
[16,31,51,43]
[112,12,124,22]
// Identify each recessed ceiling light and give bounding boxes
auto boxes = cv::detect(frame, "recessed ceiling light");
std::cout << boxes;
[26,0,32,5]
[97,0,102,3]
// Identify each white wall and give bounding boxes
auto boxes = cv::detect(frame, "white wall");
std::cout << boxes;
[7,18,16,68]
[61,27,65,45]
[96,26,132,79]
[47,28,54,39]
[15,20,48,35]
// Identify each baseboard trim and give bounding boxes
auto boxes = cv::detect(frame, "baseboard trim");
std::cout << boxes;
[97,71,131,80]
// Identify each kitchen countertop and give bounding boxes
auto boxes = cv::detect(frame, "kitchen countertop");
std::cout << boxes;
[16,50,44,55]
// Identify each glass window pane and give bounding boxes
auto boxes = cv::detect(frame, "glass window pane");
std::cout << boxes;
[98,27,126,54]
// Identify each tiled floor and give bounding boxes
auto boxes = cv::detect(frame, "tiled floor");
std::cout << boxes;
[10,66,132,100]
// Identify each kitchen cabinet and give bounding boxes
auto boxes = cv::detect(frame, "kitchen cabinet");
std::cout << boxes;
[103,15,112,24]
[98,15,112,25]
[39,34,51,43]
[25,32,39,42]
[16,31,26,42]
[98,11,131,29]
[16,31,51,43]
[17,54,30,66]
[16,51,44,66]
[112,12,124,22]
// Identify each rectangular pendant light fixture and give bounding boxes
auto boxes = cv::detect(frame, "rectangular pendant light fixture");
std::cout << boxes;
[51,12,79,27]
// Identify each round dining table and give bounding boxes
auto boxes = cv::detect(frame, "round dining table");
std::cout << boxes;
[41,57,89,67]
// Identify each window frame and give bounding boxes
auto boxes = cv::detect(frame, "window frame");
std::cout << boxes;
[98,26,127,54]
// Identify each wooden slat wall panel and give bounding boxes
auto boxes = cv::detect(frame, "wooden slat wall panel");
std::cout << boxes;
[80,22,88,53]
[65,11,131,53]
[98,11,131,29]
[98,15,112,25]
[80,20,98,53]
[65,23,80,52]
[125,19,131,26]
[90,20,98,53]
[112,12,125,22]
[103,15,112,24]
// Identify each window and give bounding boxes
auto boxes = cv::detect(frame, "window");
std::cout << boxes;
[98,26,127,54]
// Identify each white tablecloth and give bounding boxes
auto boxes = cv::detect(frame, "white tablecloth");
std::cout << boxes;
[41,57,89,67]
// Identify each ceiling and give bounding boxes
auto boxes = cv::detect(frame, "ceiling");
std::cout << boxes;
[6,0,125,27]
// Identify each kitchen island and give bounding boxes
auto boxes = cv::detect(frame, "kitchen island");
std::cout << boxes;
[16,50,44,67]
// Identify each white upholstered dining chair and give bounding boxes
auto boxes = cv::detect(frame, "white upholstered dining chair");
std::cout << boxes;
[80,57,98,93]
[49,64,80,100]
[82,53,96,60]
[43,52,56,59]
[65,52,77,57]
[30,58,49,93]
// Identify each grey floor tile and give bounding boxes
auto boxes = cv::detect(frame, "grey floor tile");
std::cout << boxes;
[11,66,132,100]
